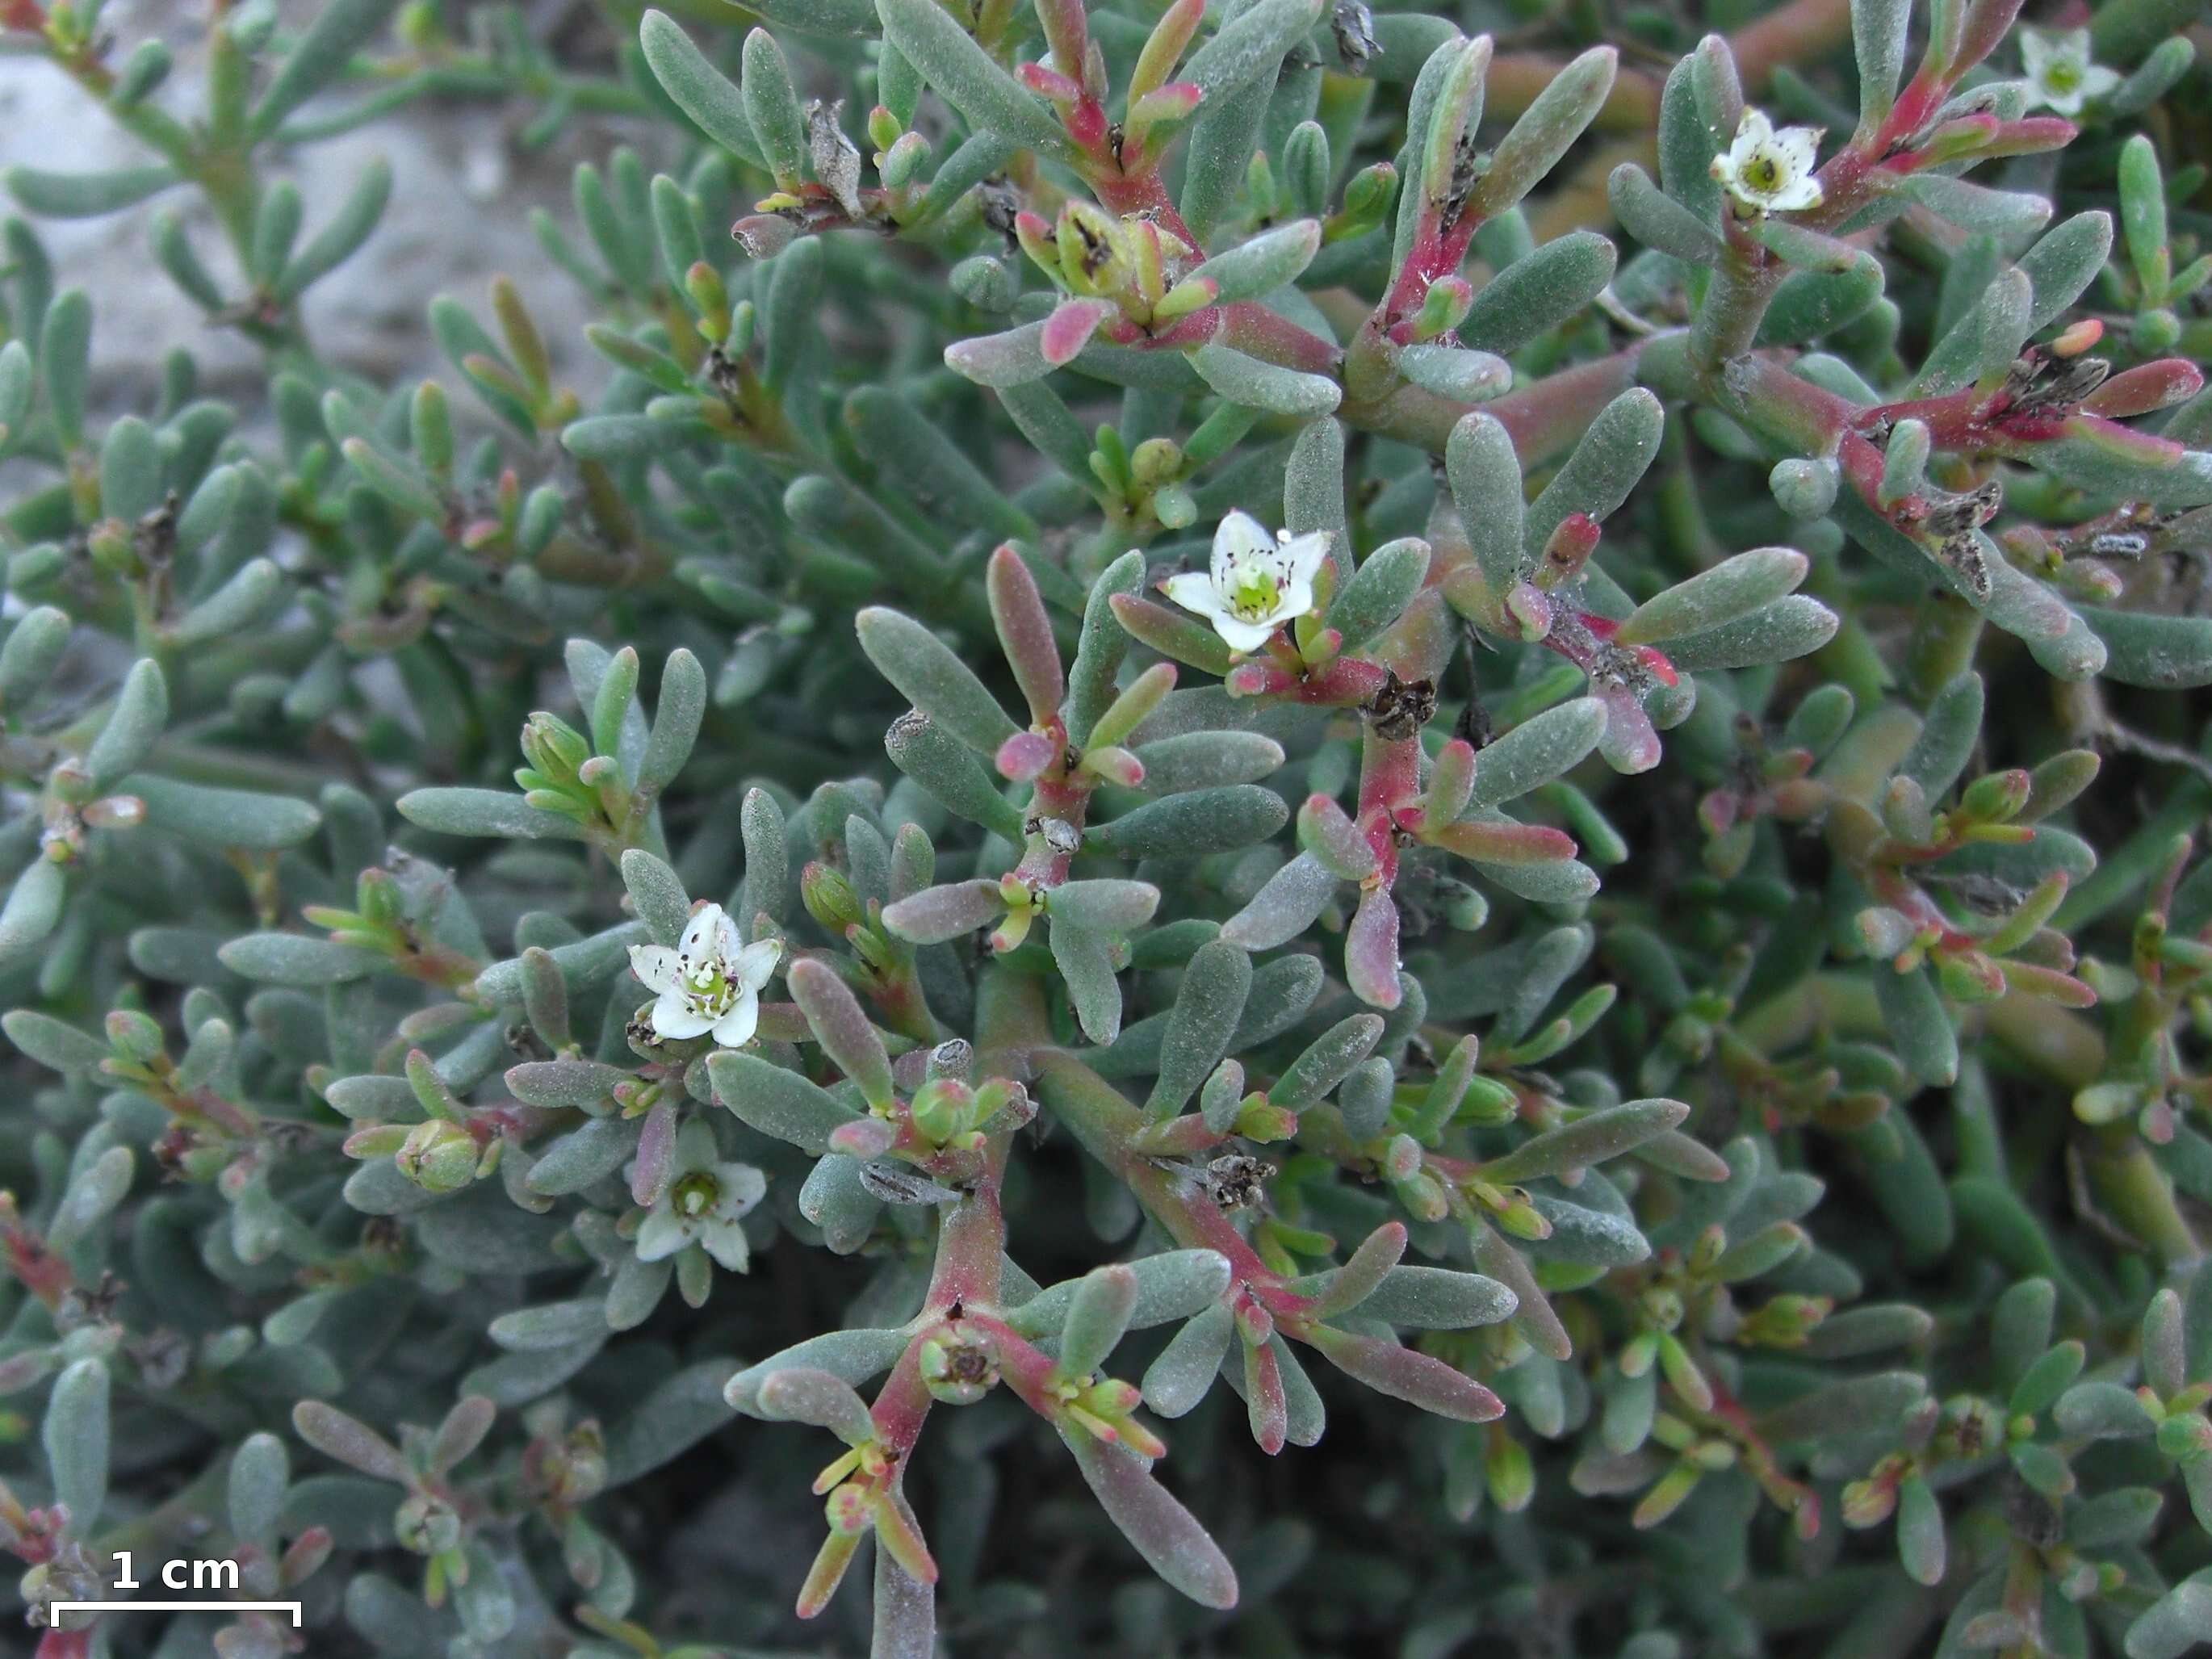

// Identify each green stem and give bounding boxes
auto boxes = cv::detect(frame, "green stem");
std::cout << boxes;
[1687,253,1782,400]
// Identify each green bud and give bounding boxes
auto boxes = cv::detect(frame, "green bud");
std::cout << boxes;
[394,1493,462,1555]
[909,1079,971,1146]
[522,712,590,782]
[397,1119,481,1193]
[1959,768,2030,824]
[1341,161,1398,227]
[802,862,865,936]
[104,1008,165,1066]
[2156,1412,2212,1463]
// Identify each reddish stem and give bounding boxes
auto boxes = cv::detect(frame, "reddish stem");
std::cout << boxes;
[1356,727,1422,885]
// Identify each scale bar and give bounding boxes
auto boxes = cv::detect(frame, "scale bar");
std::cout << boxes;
[52,1601,304,1628]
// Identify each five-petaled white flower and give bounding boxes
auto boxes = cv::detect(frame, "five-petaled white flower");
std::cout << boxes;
[2019,27,2119,116]
[1162,510,1330,653]
[627,903,780,1047]
[1711,108,1824,215]
[635,1119,765,1271]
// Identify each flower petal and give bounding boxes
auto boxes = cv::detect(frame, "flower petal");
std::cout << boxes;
[710,904,743,963]
[715,1161,769,1215]
[1773,126,1822,176]
[1280,530,1331,586]
[1163,571,1227,617]
[731,936,783,992]
[635,1206,692,1262]
[2019,29,2053,77]
[2081,64,2121,98]
[651,992,716,1040]
[1212,612,1280,653]
[711,988,760,1049]
[1210,510,1272,590]
[1770,174,1824,212]
[1276,576,1317,626]
[700,1221,752,1273]
[678,904,721,962]
[628,944,681,993]
[1731,107,1773,163]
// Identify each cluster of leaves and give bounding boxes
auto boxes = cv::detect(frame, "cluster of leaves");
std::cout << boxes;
[1,0,2211,1655]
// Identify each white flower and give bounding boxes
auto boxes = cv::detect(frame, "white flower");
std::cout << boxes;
[626,903,781,1047]
[2019,27,2119,116]
[1711,108,1824,215]
[635,1120,765,1271]
[1161,509,1330,653]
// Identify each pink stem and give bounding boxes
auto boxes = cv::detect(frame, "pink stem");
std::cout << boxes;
[1356,727,1421,883]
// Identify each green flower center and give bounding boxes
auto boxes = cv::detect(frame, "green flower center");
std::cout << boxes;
[2045,59,2081,91]
[681,958,735,1016]
[1225,563,1283,622]
[672,1170,720,1217]
[1745,153,1783,192]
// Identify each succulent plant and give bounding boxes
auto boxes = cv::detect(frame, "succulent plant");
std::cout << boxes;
[2,0,2211,1654]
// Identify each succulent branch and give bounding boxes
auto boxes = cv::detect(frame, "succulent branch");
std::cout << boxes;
[0,0,2210,1653]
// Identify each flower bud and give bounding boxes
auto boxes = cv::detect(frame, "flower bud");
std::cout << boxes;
[1493,1192,1549,1240]
[105,1008,165,1065]
[2132,308,2181,354]
[1959,768,2030,824]
[909,1079,972,1146]
[1082,1376,1142,1415]
[2156,1411,2212,1464]
[1129,438,1184,488]
[395,1493,462,1555]
[1460,1075,1518,1125]
[802,861,865,935]
[881,131,932,191]
[1768,456,1839,518]
[521,711,590,781]
[1689,1224,1726,1275]
[1841,1474,1898,1527]
[1339,161,1398,228]
[1934,949,2005,1005]
[1234,1099,1298,1142]
[1412,275,1474,342]
[396,1119,480,1193]
[824,1482,872,1535]
[357,868,402,928]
